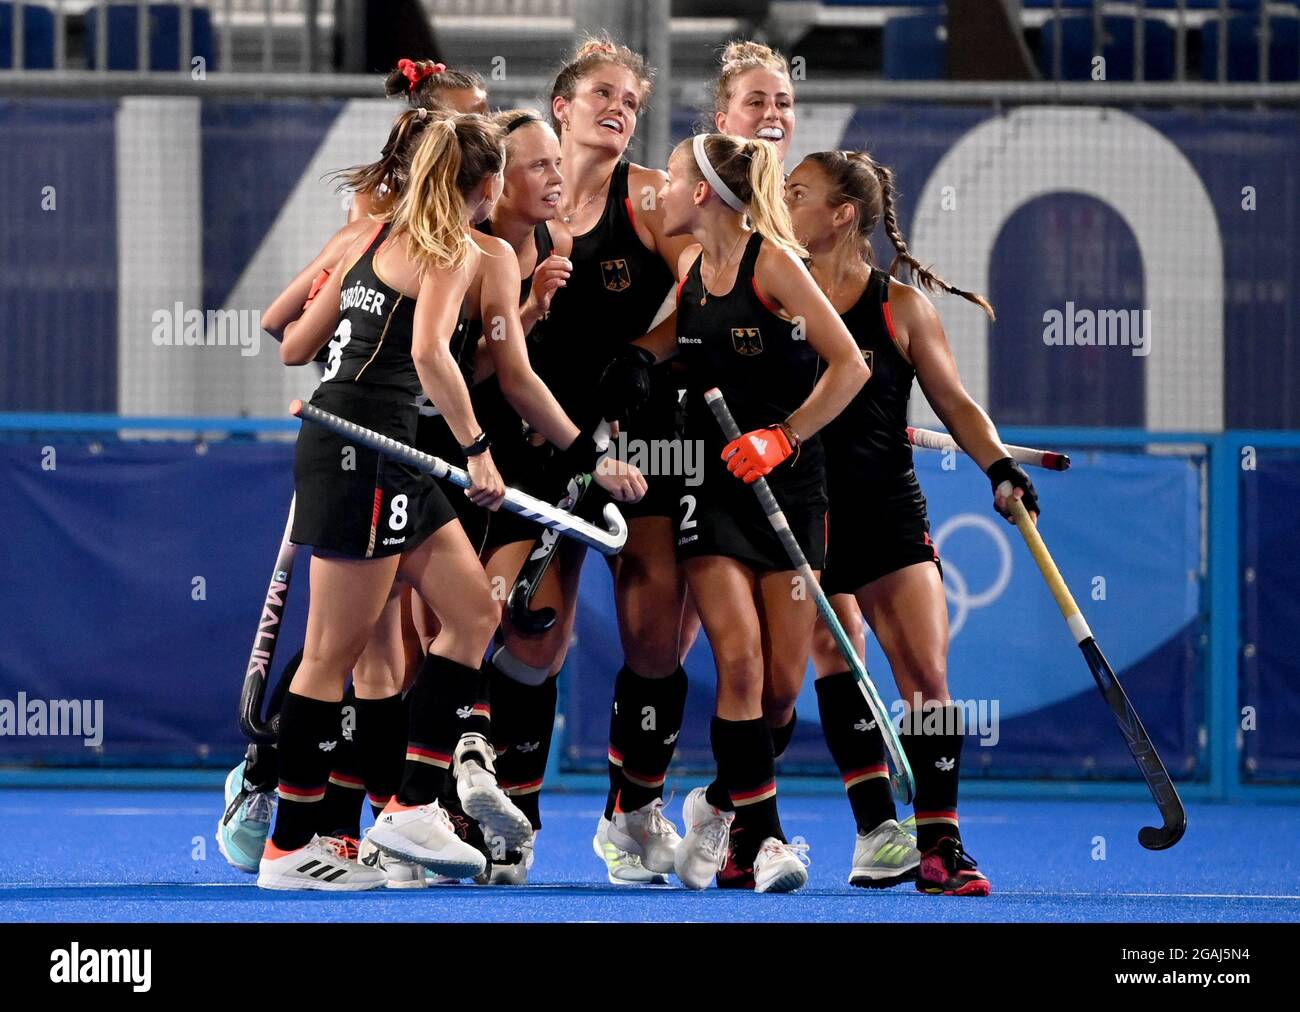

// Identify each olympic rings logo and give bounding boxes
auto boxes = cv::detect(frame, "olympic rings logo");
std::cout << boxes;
[932,513,1014,637]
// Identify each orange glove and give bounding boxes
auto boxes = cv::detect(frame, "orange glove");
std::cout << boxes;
[303,268,331,309]
[722,425,795,484]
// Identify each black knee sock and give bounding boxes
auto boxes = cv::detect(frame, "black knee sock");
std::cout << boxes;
[815,671,897,834]
[901,702,965,851]
[704,775,731,812]
[771,710,797,760]
[398,653,487,807]
[708,711,794,811]
[354,692,407,816]
[489,663,557,832]
[712,716,783,868]
[266,649,304,722]
[241,742,278,793]
[319,687,365,837]
[243,648,304,789]
[612,665,688,813]
[271,691,343,851]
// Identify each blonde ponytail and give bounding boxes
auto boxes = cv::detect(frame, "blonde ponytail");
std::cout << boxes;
[388,113,505,273]
[679,133,806,259]
[741,137,805,259]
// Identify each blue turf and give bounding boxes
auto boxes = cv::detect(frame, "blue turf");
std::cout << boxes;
[1,789,1296,922]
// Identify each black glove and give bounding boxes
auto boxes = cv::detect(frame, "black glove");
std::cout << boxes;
[986,456,1040,519]
[554,420,611,477]
[597,344,656,424]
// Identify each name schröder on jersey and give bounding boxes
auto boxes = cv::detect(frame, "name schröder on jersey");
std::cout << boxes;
[340,282,388,316]
[50,943,151,992]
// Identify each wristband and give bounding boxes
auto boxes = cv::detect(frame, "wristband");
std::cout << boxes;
[461,431,492,457]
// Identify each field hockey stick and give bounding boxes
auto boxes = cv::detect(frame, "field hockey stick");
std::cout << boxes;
[1003,493,1187,850]
[239,495,298,745]
[908,426,1071,471]
[706,388,915,804]
[506,420,612,633]
[291,400,628,555]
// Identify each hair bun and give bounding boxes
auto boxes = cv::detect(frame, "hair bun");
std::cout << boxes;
[721,40,774,69]
[576,37,618,59]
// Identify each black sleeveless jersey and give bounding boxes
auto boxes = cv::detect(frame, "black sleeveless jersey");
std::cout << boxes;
[477,218,553,327]
[321,224,420,397]
[534,160,675,418]
[677,232,825,495]
[821,269,916,479]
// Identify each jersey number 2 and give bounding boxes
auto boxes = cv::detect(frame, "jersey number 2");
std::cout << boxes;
[678,494,698,531]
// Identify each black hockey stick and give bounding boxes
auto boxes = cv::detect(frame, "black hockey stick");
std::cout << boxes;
[506,471,594,633]
[505,420,612,633]
[291,400,628,555]
[239,495,297,745]
[706,388,915,803]
[1004,493,1187,850]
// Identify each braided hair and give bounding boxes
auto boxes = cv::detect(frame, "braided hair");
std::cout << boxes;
[805,150,995,319]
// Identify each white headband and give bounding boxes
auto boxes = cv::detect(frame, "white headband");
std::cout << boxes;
[692,133,746,213]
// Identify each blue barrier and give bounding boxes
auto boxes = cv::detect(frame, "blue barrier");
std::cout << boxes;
[0,416,1296,802]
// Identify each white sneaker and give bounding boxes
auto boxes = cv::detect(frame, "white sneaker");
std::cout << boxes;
[608,798,681,874]
[849,819,920,888]
[365,800,487,879]
[592,816,668,885]
[673,787,735,890]
[486,832,536,885]
[257,834,387,891]
[454,734,533,850]
[753,837,810,894]
[357,835,427,889]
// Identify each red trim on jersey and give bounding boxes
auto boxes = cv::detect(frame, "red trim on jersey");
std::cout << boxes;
[881,300,896,341]
[366,486,383,558]
[750,276,781,316]
[880,294,913,366]
[624,196,636,229]
[341,222,386,287]
[676,275,687,306]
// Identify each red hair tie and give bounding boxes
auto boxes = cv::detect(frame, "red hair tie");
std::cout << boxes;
[397,58,446,91]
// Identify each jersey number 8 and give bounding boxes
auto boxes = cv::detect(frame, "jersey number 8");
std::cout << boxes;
[389,494,409,531]
[321,319,353,382]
